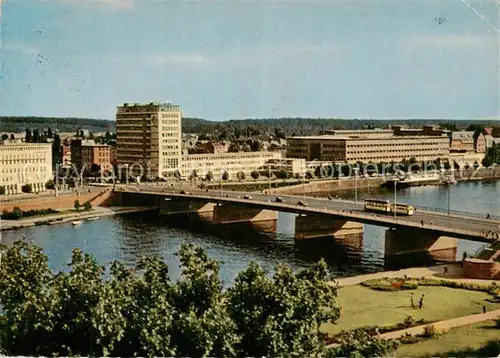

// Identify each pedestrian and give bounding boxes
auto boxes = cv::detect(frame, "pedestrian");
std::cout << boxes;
[444,266,448,275]
[483,305,486,314]
[486,213,491,220]
[430,220,434,226]
[421,220,424,226]
[410,292,415,308]
[419,294,425,309]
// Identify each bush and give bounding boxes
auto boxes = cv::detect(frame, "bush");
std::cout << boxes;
[83,201,92,211]
[361,278,418,291]
[1,207,58,220]
[74,199,81,211]
[422,324,438,338]
[21,184,32,193]
[45,180,55,190]
[251,170,259,180]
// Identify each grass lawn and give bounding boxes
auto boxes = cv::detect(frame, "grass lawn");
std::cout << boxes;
[321,285,499,334]
[395,321,500,357]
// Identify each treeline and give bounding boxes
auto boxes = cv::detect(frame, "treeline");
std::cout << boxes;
[3,116,499,136]
[0,116,115,133]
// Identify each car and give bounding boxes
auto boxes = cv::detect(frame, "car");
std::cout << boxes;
[275,197,283,203]
[297,200,307,207]
[243,195,252,199]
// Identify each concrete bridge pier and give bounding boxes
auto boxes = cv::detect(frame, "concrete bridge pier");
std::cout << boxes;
[294,215,363,248]
[384,227,458,265]
[159,199,215,221]
[212,203,277,232]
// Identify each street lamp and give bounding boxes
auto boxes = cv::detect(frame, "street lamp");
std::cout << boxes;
[353,167,359,204]
[268,163,271,193]
[393,179,398,220]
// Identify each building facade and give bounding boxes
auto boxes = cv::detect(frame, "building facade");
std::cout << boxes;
[287,130,450,164]
[180,151,282,179]
[116,102,182,178]
[450,131,475,152]
[0,140,52,195]
[71,139,112,171]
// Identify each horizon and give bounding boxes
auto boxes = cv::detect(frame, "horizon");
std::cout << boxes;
[2,1,499,121]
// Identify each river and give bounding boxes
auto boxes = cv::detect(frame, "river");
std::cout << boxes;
[1,181,499,284]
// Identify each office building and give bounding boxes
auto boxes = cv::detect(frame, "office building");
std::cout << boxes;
[287,129,450,163]
[180,151,282,179]
[0,139,52,195]
[116,102,182,178]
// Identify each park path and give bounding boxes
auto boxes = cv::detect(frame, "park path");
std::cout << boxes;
[332,264,498,287]
[380,308,500,340]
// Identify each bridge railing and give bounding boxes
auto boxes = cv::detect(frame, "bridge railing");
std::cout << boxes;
[416,205,500,222]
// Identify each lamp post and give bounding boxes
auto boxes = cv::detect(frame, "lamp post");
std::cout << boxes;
[268,163,271,193]
[302,172,306,200]
[354,167,359,204]
[393,179,398,220]
[220,169,223,197]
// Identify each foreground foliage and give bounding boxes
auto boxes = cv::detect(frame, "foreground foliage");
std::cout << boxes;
[0,241,354,357]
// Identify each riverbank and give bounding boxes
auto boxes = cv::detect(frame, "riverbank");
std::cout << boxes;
[0,206,156,231]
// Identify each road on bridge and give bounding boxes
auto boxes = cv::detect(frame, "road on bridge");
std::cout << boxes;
[121,185,500,243]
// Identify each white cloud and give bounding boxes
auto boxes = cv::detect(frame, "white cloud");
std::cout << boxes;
[409,34,490,49]
[53,0,134,10]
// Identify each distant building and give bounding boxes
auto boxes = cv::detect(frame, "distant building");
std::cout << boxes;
[450,131,475,152]
[287,128,450,164]
[116,102,182,178]
[180,151,282,179]
[0,139,52,195]
[71,139,112,170]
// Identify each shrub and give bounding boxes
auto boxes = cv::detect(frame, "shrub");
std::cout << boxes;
[45,180,55,190]
[74,199,81,211]
[422,324,438,338]
[21,184,32,193]
[83,201,92,211]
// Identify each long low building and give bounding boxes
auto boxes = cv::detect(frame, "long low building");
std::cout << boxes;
[0,139,53,195]
[180,151,282,179]
[287,132,450,164]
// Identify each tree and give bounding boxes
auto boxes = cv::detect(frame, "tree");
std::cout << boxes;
[33,129,39,143]
[0,186,5,195]
[45,179,55,190]
[83,201,92,211]
[1,134,8,141]
[275,169,290,180]
[222,171,229,181]
[74,199,81,211]
[25,128,33,143]
[21,184,32,193]
[236,171,245,181]
[47,127,53,139]
[466,124,485,141]
[325,328,399,357]
[251,170,259,181]
[105,131,111,144]
[205,171,214,181]
[10,134,15,140]
[0,241,342,357]
[228,143,239,153]
[52,134,62,168]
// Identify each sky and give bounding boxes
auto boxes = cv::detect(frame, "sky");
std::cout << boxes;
[0,0,499,121]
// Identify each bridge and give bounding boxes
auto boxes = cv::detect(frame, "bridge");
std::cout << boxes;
[112,186,500,261]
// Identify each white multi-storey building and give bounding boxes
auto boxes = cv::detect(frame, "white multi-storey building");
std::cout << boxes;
[0,139,52,195]
[116,102,182,178]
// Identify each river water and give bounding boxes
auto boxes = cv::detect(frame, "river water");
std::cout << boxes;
[1,181,499,284]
